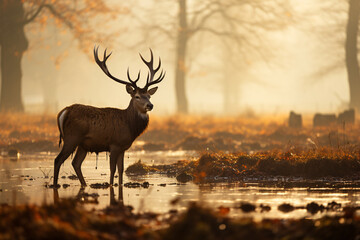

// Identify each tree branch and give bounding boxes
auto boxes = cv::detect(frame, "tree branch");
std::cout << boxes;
[43,3,74,29]
[23,1,45,25]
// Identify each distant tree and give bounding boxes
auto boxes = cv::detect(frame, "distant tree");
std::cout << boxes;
[136,0,293,114]
[0,0,121,112]
[312,1,360,111]
[212,1,293,114]
[345,0,360,110]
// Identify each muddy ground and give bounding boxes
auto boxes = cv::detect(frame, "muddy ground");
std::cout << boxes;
[1,199,360,240]
[2,114,360,239]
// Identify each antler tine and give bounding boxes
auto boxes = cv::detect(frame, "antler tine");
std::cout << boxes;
[147,70,166,88]
[93,45,137,88]
[127,68,140,84]
[103,48,112,62]
[140,49,165,89]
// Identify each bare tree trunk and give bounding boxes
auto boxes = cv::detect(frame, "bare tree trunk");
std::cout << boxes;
[0,46,25,112]
[0,0,28,112]
[175,0,188,113]
[345,0,360,111]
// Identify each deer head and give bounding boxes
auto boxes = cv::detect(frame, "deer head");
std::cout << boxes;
[93,46,165,113]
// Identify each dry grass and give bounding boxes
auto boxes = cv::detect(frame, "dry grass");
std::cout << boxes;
[0,113,58,146]
[126,148,360,181]
[1,113,360,154]
[143,114,360,152]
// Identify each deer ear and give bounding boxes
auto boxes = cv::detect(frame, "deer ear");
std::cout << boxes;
[126,85,135,95]
[148,87,158,95]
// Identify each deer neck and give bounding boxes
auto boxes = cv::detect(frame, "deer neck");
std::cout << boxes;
[125,99,149,139]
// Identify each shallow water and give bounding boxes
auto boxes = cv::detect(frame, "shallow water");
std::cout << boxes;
[1,151,360,220]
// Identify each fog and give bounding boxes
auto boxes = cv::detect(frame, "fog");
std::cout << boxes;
[13,0,350,115]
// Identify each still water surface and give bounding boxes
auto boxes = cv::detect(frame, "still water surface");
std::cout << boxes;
[1,151,360,220]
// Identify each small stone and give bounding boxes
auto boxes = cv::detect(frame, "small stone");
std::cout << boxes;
[176,172,193,183]
[306,202,324,214]
[90,182,110,189]
[239,202,256,213]
[124,182,141,188]
[260,204,271,212]
[68,175,78,180]
[278,203,295,213]
[328,201,341,210]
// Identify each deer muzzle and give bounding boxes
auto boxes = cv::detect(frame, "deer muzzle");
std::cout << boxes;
[145,103,153,111]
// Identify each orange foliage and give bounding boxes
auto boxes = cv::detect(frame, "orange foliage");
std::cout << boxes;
[23,0,127,64]
[144,114,360,153]
[0,113,58,146]
[2,113,360,157]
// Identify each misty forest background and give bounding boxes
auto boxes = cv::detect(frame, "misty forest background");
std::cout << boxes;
[0,0,359,115]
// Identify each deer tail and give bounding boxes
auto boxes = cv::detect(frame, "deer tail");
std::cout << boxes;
[57,108,68,148]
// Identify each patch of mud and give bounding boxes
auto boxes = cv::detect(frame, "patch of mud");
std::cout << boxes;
[90,182,111,189]
[176,172,193,183]
[2,200,360,240]
[125,160,158,175]
[68,174,78,180]
[124,182,150,188]
[128,152,360,183]
[162,203,360,240]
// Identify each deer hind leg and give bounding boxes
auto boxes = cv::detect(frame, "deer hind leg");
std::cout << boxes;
[71,146,87,186]
[53,142,77,186]
[117,151,125,186]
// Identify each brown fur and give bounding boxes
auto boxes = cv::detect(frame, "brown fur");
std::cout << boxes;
[53,98,149,187]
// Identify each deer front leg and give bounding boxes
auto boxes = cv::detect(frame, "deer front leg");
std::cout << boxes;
[117,151,125,186]
[109,148,120,185]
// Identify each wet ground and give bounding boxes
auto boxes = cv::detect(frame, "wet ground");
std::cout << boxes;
[1,150,360,220]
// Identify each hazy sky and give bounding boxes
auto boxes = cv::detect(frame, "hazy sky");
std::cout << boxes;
[21,0,349,115]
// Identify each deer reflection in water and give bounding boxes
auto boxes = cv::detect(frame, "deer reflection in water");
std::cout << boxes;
[53,186,124,207]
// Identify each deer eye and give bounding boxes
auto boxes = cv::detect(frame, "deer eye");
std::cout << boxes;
[135,95,140,99]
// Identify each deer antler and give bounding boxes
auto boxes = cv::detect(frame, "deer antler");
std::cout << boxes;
[140,49,166,90]
[127,68,140,85]
[94,46,139,89]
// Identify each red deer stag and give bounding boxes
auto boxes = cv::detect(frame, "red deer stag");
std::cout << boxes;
[53,46,165,187]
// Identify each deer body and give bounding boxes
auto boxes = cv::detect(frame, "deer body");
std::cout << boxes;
[59,103,148,153]
[53,47,164,187]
